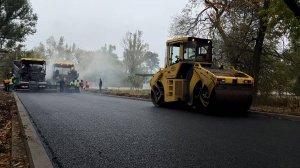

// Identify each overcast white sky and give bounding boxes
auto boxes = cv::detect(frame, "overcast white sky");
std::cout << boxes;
[25,0,189,67]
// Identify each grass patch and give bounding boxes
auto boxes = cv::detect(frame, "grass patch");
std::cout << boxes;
[252,96,300,116]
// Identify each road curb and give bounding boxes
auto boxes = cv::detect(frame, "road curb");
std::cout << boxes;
[13,92,53,168]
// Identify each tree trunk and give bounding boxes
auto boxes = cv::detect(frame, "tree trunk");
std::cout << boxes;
[253,0,270,95]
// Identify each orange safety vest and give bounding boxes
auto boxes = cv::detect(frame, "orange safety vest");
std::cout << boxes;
[4,79,9,84]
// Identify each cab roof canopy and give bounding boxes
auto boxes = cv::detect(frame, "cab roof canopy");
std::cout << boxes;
[54,61,75,68]
[166,37,211,44]
[20,58,46,64]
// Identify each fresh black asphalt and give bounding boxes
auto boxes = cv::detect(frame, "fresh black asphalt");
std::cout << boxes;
[17,92,300,168]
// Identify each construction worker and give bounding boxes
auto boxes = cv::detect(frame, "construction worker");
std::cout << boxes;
[69,80,74,93]
[99,78,102,93]
[2,79,9,91]
[85,81,89,91]
[75,79,80,93]
[59,78,65,92]
[8,76,14,91]
[80,80,84,92]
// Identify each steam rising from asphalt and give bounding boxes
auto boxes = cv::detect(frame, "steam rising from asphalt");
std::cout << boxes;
[76,51,125,88]
[44,51,124,88]
[39,37,126,88]
[45,54,62,81]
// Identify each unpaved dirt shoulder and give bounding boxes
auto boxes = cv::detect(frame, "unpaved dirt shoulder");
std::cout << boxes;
[0,90,29,168]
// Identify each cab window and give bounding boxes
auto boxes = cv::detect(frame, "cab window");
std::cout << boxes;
[170,43,180,64]
[199,46,208,55]
[183,41,211,62]
[184,47,196,61]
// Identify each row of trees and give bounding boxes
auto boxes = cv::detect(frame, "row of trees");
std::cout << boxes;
[170,0,300,96]
[28,31,159,88]
[0,0,159,88]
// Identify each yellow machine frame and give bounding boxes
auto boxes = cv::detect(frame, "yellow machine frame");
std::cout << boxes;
[150,37,254,112]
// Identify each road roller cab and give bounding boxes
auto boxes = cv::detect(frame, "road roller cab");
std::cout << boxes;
[150,37,254,113]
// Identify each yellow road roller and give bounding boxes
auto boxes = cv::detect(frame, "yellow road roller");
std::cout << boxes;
[150,37,254,113]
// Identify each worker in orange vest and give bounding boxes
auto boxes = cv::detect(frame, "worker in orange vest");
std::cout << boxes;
[2,79,10,91]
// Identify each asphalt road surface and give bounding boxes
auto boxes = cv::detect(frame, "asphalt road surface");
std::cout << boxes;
[17,92,300,168]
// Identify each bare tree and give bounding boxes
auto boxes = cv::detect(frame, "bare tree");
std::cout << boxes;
[144,51,160,73]
[170,0,271,94]
[122,30,148,75]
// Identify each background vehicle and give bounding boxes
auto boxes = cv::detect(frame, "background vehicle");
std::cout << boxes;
[150,37,254,113]
[47,61,79,90]
[13,58,47,90]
